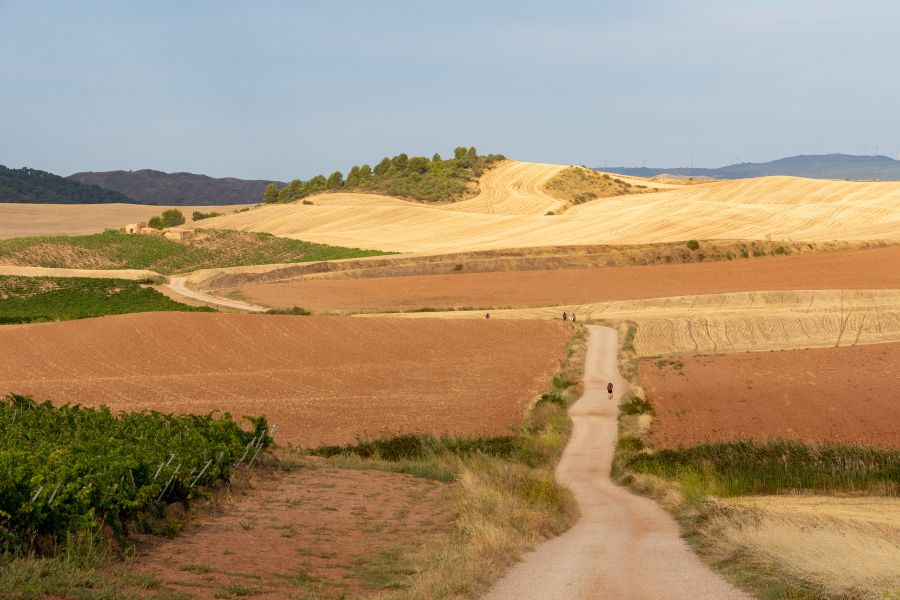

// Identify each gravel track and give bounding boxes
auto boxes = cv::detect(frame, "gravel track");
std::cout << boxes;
[483,325,751,600]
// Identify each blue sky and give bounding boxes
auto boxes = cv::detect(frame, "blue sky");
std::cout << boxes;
[1,0,898,180]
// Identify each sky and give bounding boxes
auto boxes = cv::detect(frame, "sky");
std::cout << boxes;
[1,0,899,180]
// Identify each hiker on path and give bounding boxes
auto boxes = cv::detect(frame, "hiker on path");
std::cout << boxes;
[562,312,568,321]
[485,312,491,319]
[607,382,614,400]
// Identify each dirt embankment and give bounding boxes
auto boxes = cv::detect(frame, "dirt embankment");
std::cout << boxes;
[224,245,900,312]
[639,342,900,448]
[0,313,570,447]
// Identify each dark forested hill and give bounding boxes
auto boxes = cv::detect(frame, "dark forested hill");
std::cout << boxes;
[601,154,900,181]
[68,170,284,205]
[0,165,136,204]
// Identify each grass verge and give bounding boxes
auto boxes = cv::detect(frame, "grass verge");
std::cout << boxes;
[0,275,213,323]
[608,320,899,600]
[307,327,587,598]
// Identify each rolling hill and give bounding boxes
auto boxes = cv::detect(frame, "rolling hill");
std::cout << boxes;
[68,169,284,205]
[0,165,135,204]
[189,161,900,253]
[603,154,900,180]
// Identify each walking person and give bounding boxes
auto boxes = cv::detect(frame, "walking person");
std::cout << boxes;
[607,382,614,400]
[485,312,491,320]
[562,312,568,321]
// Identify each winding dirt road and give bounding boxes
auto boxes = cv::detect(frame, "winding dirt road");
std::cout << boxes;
[166,276,267,312]
[483,325,751,600]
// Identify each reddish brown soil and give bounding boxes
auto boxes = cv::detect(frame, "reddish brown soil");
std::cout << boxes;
[0,313,569,446]
[230,246,900,312]
[639,342,900,448]
[131,462,452,598]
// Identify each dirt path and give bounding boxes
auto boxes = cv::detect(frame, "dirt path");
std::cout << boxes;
[483,325,751,600]
[166,276,268,312]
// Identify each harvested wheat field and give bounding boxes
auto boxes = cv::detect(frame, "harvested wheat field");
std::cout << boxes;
[703,496,900,599]
[0,313,569,446]
[192,161,900,253]
[379,289,900,356]
[0,202,253,239]
[638,342,900,448]
[132,464,452,598]
[225,245,900,312]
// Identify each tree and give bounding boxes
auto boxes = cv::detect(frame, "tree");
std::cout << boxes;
[454,147,467,160]
[305,175,327,194]
[148,216,164,230]
[161,209,185,227]
[263,183,279,203]
[326,171,343,189]
[374,157,392,176]
[408,156,428,174]
[358,164,372,179]
[391,153,409,171]
[466,146,478,161]
[286,179,303,199]
[346,165,361,186]
[432,153,442,163]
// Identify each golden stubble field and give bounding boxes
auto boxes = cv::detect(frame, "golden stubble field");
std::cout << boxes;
[0,202,254,239]
[189,161,900,253]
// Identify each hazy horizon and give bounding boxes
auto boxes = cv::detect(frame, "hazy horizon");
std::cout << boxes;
[2,0,899,180]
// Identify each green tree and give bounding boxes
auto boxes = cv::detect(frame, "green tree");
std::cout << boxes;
[358,164,372,179]
[391,153,409,171]
[263,183,279,203]
[432,153,442,163]
[454,146,467,160]
[374,157,392,176]
[408,156,428,174]
[326,171,343,188]
[161,209,185,227]
[283,179,303,201]
[148,216,164,229]
[346,165,361,186]
[305,175,327,194]
[466,146,478,161]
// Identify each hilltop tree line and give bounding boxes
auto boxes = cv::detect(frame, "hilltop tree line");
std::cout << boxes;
[0,165,135,204]
[263,146,505,204]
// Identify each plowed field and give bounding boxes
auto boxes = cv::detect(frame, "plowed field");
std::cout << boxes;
[226,245,900,312]
[638,342,900,448]
[0,313,569,446]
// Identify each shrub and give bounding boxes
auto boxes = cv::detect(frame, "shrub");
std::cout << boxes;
[686,239,700,251]
[191,211,223,221]
[147,216,164,229]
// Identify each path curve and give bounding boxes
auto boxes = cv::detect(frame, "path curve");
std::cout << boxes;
[166,276,268,312]
[483,325,752,600]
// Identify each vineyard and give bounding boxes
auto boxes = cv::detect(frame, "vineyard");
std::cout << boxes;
[0,394,270,553]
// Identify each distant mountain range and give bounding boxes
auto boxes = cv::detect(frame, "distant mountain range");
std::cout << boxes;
[600,154,900,181]
[0,165,134,204]
[68,170,285,205]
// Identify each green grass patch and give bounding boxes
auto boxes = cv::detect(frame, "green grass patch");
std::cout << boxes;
[0,276,212,323]
[0,229,390,275]
[627,440,899,497]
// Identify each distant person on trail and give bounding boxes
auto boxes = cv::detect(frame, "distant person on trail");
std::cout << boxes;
[562,312,568,321]
[607,382,614,400]
[485,312,491,320]
[572,313,577,323]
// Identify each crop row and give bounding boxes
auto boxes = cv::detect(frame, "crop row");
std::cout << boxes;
[0,393,271,553]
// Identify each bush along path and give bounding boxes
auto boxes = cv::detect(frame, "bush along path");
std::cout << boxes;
[0,394,271,554]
